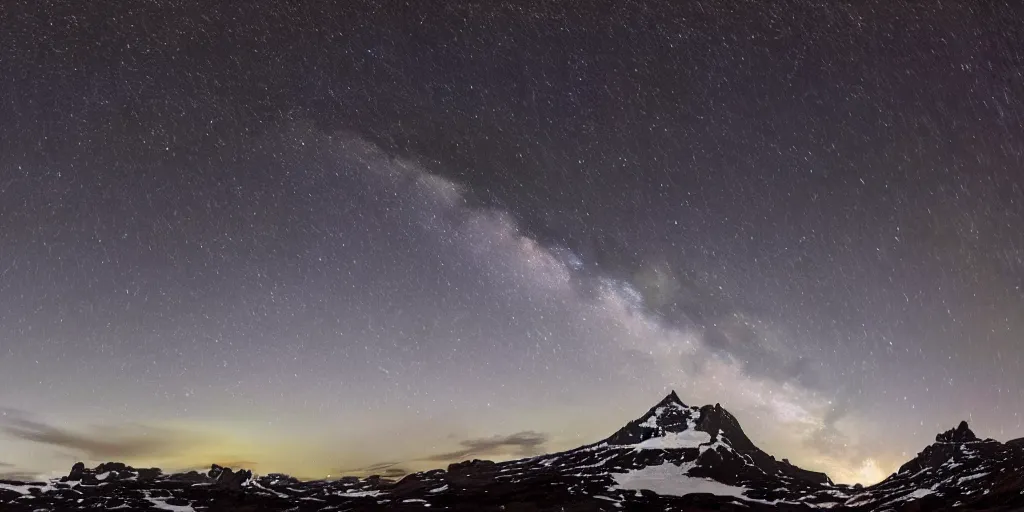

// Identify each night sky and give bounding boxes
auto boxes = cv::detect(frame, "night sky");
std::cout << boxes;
[1,0,1022,485]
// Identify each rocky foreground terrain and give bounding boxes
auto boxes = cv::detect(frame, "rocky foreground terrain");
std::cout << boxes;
[3,391,1024,511]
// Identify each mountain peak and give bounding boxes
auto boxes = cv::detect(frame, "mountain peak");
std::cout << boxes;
[597,393,833,486]
[603,391,698,445]
[658,390,686,408]
[935,420,978,443]
[896,421,987,477]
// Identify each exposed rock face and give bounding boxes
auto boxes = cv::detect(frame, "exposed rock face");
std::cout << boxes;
[695,402,758,451]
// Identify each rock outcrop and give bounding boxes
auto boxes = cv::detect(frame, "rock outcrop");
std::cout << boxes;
[208,464,252,491]
[936,420,979,443]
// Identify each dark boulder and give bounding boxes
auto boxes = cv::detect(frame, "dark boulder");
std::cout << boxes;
[208,464,251,491]
[65,462,86,482]
[95,462,128,473]
[261,473,301,486]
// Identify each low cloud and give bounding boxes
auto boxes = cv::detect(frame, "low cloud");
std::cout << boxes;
[380,468,408,478]
[332,461,410,479]
[184,460,260,471]
[0,451,43,481]
[212,460,259,469]
[356,461,403,473]
[0,471,41,482]
[0,408,201,460]
[421,431,549,462]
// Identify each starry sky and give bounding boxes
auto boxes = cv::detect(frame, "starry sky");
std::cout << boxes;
[1,0,1023,485]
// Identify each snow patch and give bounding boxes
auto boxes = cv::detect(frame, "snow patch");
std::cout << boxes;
[635,430,712,450]
[903,488,934,500]
[810,502,840,509]
[578,442,609,453]
[251,480,290,499]
[699,439,732,455]
[612,462,750,499]
[0,483,31,496]
[640,410,663,428]
[145,495,196,512]
[957,472,988,486]
[577,455,617,469]
[342,489,383,497]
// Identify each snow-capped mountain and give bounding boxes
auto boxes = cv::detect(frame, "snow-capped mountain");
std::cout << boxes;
[2,392,1023,511]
